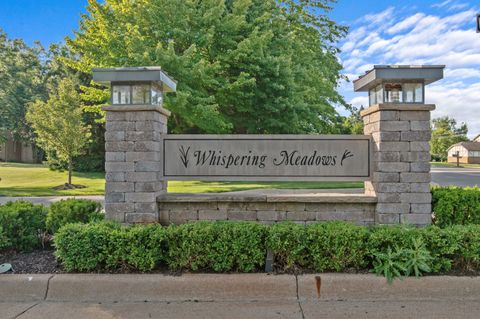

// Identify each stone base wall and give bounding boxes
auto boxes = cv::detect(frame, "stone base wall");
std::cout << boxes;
[158,193,377,226]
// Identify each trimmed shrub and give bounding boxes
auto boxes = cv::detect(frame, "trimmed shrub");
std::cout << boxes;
[0,201,47,252]
[451,225,480,271]
[54,222,166,272]
[432,186,480,227]
[420,226,462,272]
[52,220,480,279]
[166,222,267,272]
[106,224,166,271]
[47,199,103,234]
[266,223,308,272]
[306,221,369,271]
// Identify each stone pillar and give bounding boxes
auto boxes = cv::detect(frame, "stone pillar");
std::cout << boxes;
[103,105,170,223]
[361,104,434,226]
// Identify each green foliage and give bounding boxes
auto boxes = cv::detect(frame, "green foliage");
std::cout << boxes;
[26,77,91,185]
[371,246,407,284]
[306,221,369,271]
[69,0,348,134]
[46,199,104,234]
[166,222,266,272]
[0,30,45,145]
[53,222,120,271]
[107,224,166,271]
[0,201,47,252]
[432,186,480,227]
[403,238,432,277]
[430,116,468,161]
[266,223,308,272]
[52,219,480,282]
[420,226,461,272]
[451,225,480,271]
[371,236,432,284]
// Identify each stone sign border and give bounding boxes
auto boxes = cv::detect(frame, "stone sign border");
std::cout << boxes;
[161,135,372,181]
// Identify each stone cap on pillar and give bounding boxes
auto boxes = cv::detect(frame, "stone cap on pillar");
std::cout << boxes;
[92,66,177,108]
[353,65,444,107]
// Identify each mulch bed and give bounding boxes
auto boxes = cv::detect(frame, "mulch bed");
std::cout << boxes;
[2,250,480,276]
[0,250,63,274]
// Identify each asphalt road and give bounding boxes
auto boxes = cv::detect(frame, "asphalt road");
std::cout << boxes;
[431,167,480,187]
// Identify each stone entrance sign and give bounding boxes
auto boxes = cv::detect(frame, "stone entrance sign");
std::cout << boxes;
[98,64,444,226]
[161,135,371,181]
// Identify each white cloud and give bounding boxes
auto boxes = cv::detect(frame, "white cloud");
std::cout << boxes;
[445,68,480,79]
[364,7,395,25]
[387,13,426,34]
[432,0,454,8]
[349,96,369,109]
[428,82,480,138]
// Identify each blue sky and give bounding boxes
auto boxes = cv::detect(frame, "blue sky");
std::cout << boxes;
[1,0,479,137]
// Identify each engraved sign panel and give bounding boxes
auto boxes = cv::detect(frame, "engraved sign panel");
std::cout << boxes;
[162,135,371,181]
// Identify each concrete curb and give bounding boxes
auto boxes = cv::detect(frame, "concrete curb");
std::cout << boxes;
[2,273,480,303]
[0,274,52,302]
[298,274,480,301]
[45,274,296,302]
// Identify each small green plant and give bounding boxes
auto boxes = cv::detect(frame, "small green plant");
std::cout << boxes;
[372,237,432,284]
[372,246,407,284]
[46,199,103,234]
[404,238,432,277]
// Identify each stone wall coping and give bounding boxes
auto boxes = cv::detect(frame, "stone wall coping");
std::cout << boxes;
[157,192,377,203]
[102,104,171,117]
[360,104,435,117]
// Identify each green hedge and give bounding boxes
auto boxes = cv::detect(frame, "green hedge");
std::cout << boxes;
[0,201,47,252]
[46,199,104,234]
[53,221,480,279]
[432,186,480,227]
[0,199,103,253]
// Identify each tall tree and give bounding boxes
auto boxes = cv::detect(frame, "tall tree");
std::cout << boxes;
[68,0,348,134]
[431,116,468,161]
[0,30,45,145]
[26,78,91,186]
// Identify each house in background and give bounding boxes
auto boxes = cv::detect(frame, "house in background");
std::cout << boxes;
[447,141,480,164]
[473,134,480,143]
[0,133,39,163]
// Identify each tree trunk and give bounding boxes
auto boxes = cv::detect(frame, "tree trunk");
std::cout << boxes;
[68,157,73,185]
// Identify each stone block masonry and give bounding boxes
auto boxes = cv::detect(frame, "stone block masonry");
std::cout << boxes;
[361,104,434,226]
[157,192,377,226]
[103,105,170,223]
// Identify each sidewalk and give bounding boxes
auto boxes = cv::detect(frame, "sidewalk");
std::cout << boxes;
[2,273,480,318]
[0,195,104,207]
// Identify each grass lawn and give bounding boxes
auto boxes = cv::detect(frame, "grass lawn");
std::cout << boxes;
[430,162,480,168]
[0,162,363,197]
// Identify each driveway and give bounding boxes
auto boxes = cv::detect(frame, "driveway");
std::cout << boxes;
[431,167,480,187]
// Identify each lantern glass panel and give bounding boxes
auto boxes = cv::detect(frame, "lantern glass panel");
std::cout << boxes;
[151,84,163,105]
[375,85,383,104]
[414,83,423,103]
[369,89,376,106]
[404,84,415,103]
[384,83,403,103]
[112,85,131,104]
[132,84,150,104]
